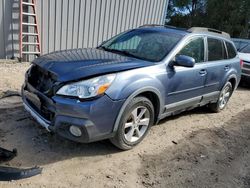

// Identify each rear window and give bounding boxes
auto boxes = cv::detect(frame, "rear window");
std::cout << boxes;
[207,38,226,61]
[226,42,237,58]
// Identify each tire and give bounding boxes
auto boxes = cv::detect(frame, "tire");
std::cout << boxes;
[110,96,155,150]
[208,82,233,113]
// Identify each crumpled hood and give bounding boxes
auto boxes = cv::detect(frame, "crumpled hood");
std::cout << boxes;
[33,48,154,82]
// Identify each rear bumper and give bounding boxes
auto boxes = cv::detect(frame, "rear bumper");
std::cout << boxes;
[22,83,124,143]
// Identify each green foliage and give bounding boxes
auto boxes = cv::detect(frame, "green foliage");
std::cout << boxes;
[166,0,250,38]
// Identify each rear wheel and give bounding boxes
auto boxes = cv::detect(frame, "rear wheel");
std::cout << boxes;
[110,96,154,150]
[208,82,233,113]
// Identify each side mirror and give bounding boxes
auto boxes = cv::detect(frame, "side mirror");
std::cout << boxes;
[171,55,195,68]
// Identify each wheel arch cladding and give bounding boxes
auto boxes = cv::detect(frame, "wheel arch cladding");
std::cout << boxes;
[136,91,161,124]
[221,71,238,91]
[112,87,164,132]
[228,77,237,90]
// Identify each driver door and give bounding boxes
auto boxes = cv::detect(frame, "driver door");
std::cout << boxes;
[165,37,207,112]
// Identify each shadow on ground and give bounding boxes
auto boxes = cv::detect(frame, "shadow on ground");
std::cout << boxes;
[0,93,221,168]
[0,96,120,168]
[139,109,250,188]
[158,85,250,125]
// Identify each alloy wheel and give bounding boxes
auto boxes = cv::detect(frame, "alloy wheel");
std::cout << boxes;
[123,106,150,143]
[219,85,231,109]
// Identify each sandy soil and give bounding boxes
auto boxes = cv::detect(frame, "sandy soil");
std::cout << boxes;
[0,61,30,97]
[0,62,250,188]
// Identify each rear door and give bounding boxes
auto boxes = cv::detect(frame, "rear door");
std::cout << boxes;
[202,37,229,95]
[165,37,207,111]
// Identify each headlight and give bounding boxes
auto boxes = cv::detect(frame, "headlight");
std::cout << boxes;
[56,74,116,99]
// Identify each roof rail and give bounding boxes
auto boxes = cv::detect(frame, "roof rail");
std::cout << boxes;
[139,24,164,28]
[139,24,187,31]
[188,27,230,39]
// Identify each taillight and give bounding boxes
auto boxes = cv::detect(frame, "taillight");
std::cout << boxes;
[240,59,244,68]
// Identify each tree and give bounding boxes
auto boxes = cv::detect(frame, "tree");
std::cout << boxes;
[166,0,250,38]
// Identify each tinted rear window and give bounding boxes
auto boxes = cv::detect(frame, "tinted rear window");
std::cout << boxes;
[226,42,237,58]
[208,38,226,61]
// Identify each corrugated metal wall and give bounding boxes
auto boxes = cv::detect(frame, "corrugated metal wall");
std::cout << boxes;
[0,0,19,59]
[0,0,168,60]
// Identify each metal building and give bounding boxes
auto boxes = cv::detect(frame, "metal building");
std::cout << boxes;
[0,0,169,60]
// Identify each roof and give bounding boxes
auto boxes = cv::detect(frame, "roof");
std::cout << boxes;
[138,24,189,35]
[188,27,230,39]
[139,25,231,39]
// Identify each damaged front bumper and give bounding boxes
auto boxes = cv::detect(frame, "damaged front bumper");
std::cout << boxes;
[0,166,42,181]
[23,102,51,131]
[22,83,124,143]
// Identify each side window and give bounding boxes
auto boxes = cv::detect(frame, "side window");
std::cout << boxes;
[226,42,237,58]
[178,37,204,63]
[207,38,226,61]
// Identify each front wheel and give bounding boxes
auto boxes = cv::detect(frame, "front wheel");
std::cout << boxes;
[208,82,233,113]
[110,96,154,150]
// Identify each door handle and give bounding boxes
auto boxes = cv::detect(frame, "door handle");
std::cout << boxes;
[199,69,207,76]
[224,65,230,71]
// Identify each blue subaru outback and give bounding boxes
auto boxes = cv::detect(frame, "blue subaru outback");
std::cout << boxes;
[22,25,241,150]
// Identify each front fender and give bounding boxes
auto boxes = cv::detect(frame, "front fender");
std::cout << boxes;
[106,68,166,102]
[105,67,167,132]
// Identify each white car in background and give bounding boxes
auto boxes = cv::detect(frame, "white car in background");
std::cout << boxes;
[232,38,250,83]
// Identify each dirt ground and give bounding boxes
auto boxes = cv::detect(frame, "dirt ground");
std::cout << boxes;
[0,62,250,188]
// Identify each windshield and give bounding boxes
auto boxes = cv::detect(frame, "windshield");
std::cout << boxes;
[100,29,183,62]
[240,44,250,53]
[233,40,250,53]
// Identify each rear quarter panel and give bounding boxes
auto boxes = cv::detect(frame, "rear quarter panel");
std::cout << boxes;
[223,57,241,90]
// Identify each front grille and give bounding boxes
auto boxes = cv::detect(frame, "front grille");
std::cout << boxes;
[26,65,56,122]
[28,65,55,95]
[242,61,250,75]
[242,69,250,75]
[40,105,55,122]
[243,61,250,69]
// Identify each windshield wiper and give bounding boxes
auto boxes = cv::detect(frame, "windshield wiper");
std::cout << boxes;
[99,46,121,53]
[97,46,107,50]
[99,47,145,60]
